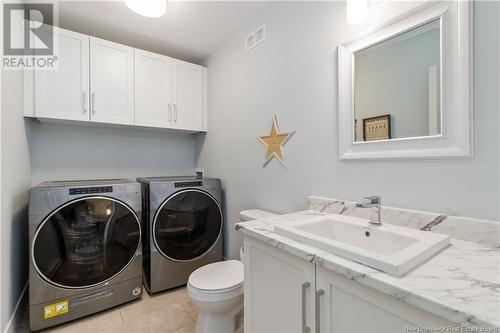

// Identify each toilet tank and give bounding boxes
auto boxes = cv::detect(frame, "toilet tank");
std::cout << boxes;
[240,209,277,221]
[239,209,277,261]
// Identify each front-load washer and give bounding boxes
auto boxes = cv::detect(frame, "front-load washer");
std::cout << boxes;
[137,176,223,294]
[28,179,143,331]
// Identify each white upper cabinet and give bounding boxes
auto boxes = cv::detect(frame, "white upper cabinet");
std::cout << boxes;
[172,60,203,131]
[25,25,206,132]
[90,37,134,125]
[134,49,173,128]
[33,27,90,121]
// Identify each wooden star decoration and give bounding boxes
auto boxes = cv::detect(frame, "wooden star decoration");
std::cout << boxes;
[258,115,295,167]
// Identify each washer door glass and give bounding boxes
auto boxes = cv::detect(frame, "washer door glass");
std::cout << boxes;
[153,189,222,261]
[33,197,141,288]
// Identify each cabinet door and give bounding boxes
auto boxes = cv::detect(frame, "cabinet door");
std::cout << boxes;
[316,267,455,333]
[172,60,203,130]
[244,237,315,333]
[90,37,134,125]
[134,49,173,128]
[34,27,89,121]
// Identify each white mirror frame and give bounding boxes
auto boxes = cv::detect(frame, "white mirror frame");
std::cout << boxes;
[338,1,472,160]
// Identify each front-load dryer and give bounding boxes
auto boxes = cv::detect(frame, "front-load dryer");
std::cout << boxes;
[28,179,143,331]
[137,176,223,294]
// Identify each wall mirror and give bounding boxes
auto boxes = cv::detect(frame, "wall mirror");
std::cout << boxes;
[338,1,472,159]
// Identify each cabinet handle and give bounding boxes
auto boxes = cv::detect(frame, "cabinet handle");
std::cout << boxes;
[168,103,172,122]
[302,282,311,333]
[91,92,96,114]
[83,91,88,113]
[315,289,324,333]
[174,103,178,122]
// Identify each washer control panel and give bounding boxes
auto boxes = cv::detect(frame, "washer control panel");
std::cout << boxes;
[69,186,113,195]
[174,181,203,188]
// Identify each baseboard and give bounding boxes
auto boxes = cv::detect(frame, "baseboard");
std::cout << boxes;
[3,282,28,333]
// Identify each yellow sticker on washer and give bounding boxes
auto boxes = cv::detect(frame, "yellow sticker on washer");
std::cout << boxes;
[44,300,69,319]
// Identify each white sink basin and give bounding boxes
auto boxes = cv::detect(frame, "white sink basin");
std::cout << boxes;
[274,214,450,276]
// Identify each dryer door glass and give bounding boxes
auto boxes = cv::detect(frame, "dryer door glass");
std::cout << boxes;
[32,197,141,288]
[154,189,222,261]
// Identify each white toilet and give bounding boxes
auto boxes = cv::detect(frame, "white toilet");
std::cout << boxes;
[187,209,277,333]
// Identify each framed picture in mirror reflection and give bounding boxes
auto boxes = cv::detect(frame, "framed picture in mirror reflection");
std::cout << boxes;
[363,115,391,141]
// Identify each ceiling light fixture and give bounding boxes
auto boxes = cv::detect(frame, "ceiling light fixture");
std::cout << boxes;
[125,0,167,18]
[346,0,367,24]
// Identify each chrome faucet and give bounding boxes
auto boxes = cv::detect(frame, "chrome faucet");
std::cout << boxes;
[356,196,381,225]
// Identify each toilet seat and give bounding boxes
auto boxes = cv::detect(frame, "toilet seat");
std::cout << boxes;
[188,260,244,302]
[188,283,243,303]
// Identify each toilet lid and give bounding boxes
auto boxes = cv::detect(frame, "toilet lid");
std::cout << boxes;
[189,260,244,292]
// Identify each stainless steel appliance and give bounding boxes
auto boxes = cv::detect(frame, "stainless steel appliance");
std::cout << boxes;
[137,176,223,294]
[28,179,143,331]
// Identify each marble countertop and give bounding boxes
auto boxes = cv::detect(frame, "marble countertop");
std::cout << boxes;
[236,211,500,329]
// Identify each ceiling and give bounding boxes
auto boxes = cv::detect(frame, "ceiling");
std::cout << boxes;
[57,1,269,63]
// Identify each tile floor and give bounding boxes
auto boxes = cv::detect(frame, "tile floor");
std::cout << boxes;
[15,287,197,333]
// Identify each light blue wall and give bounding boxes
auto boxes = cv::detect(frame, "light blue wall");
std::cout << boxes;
[196,1,500,259]
[31,123,197,184]
[1,70,31,332]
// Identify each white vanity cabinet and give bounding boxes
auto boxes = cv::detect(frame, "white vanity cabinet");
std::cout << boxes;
[244,237,456,333]
[316,267,455,333]
[244,237,316,333]
[89,37,134,125]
